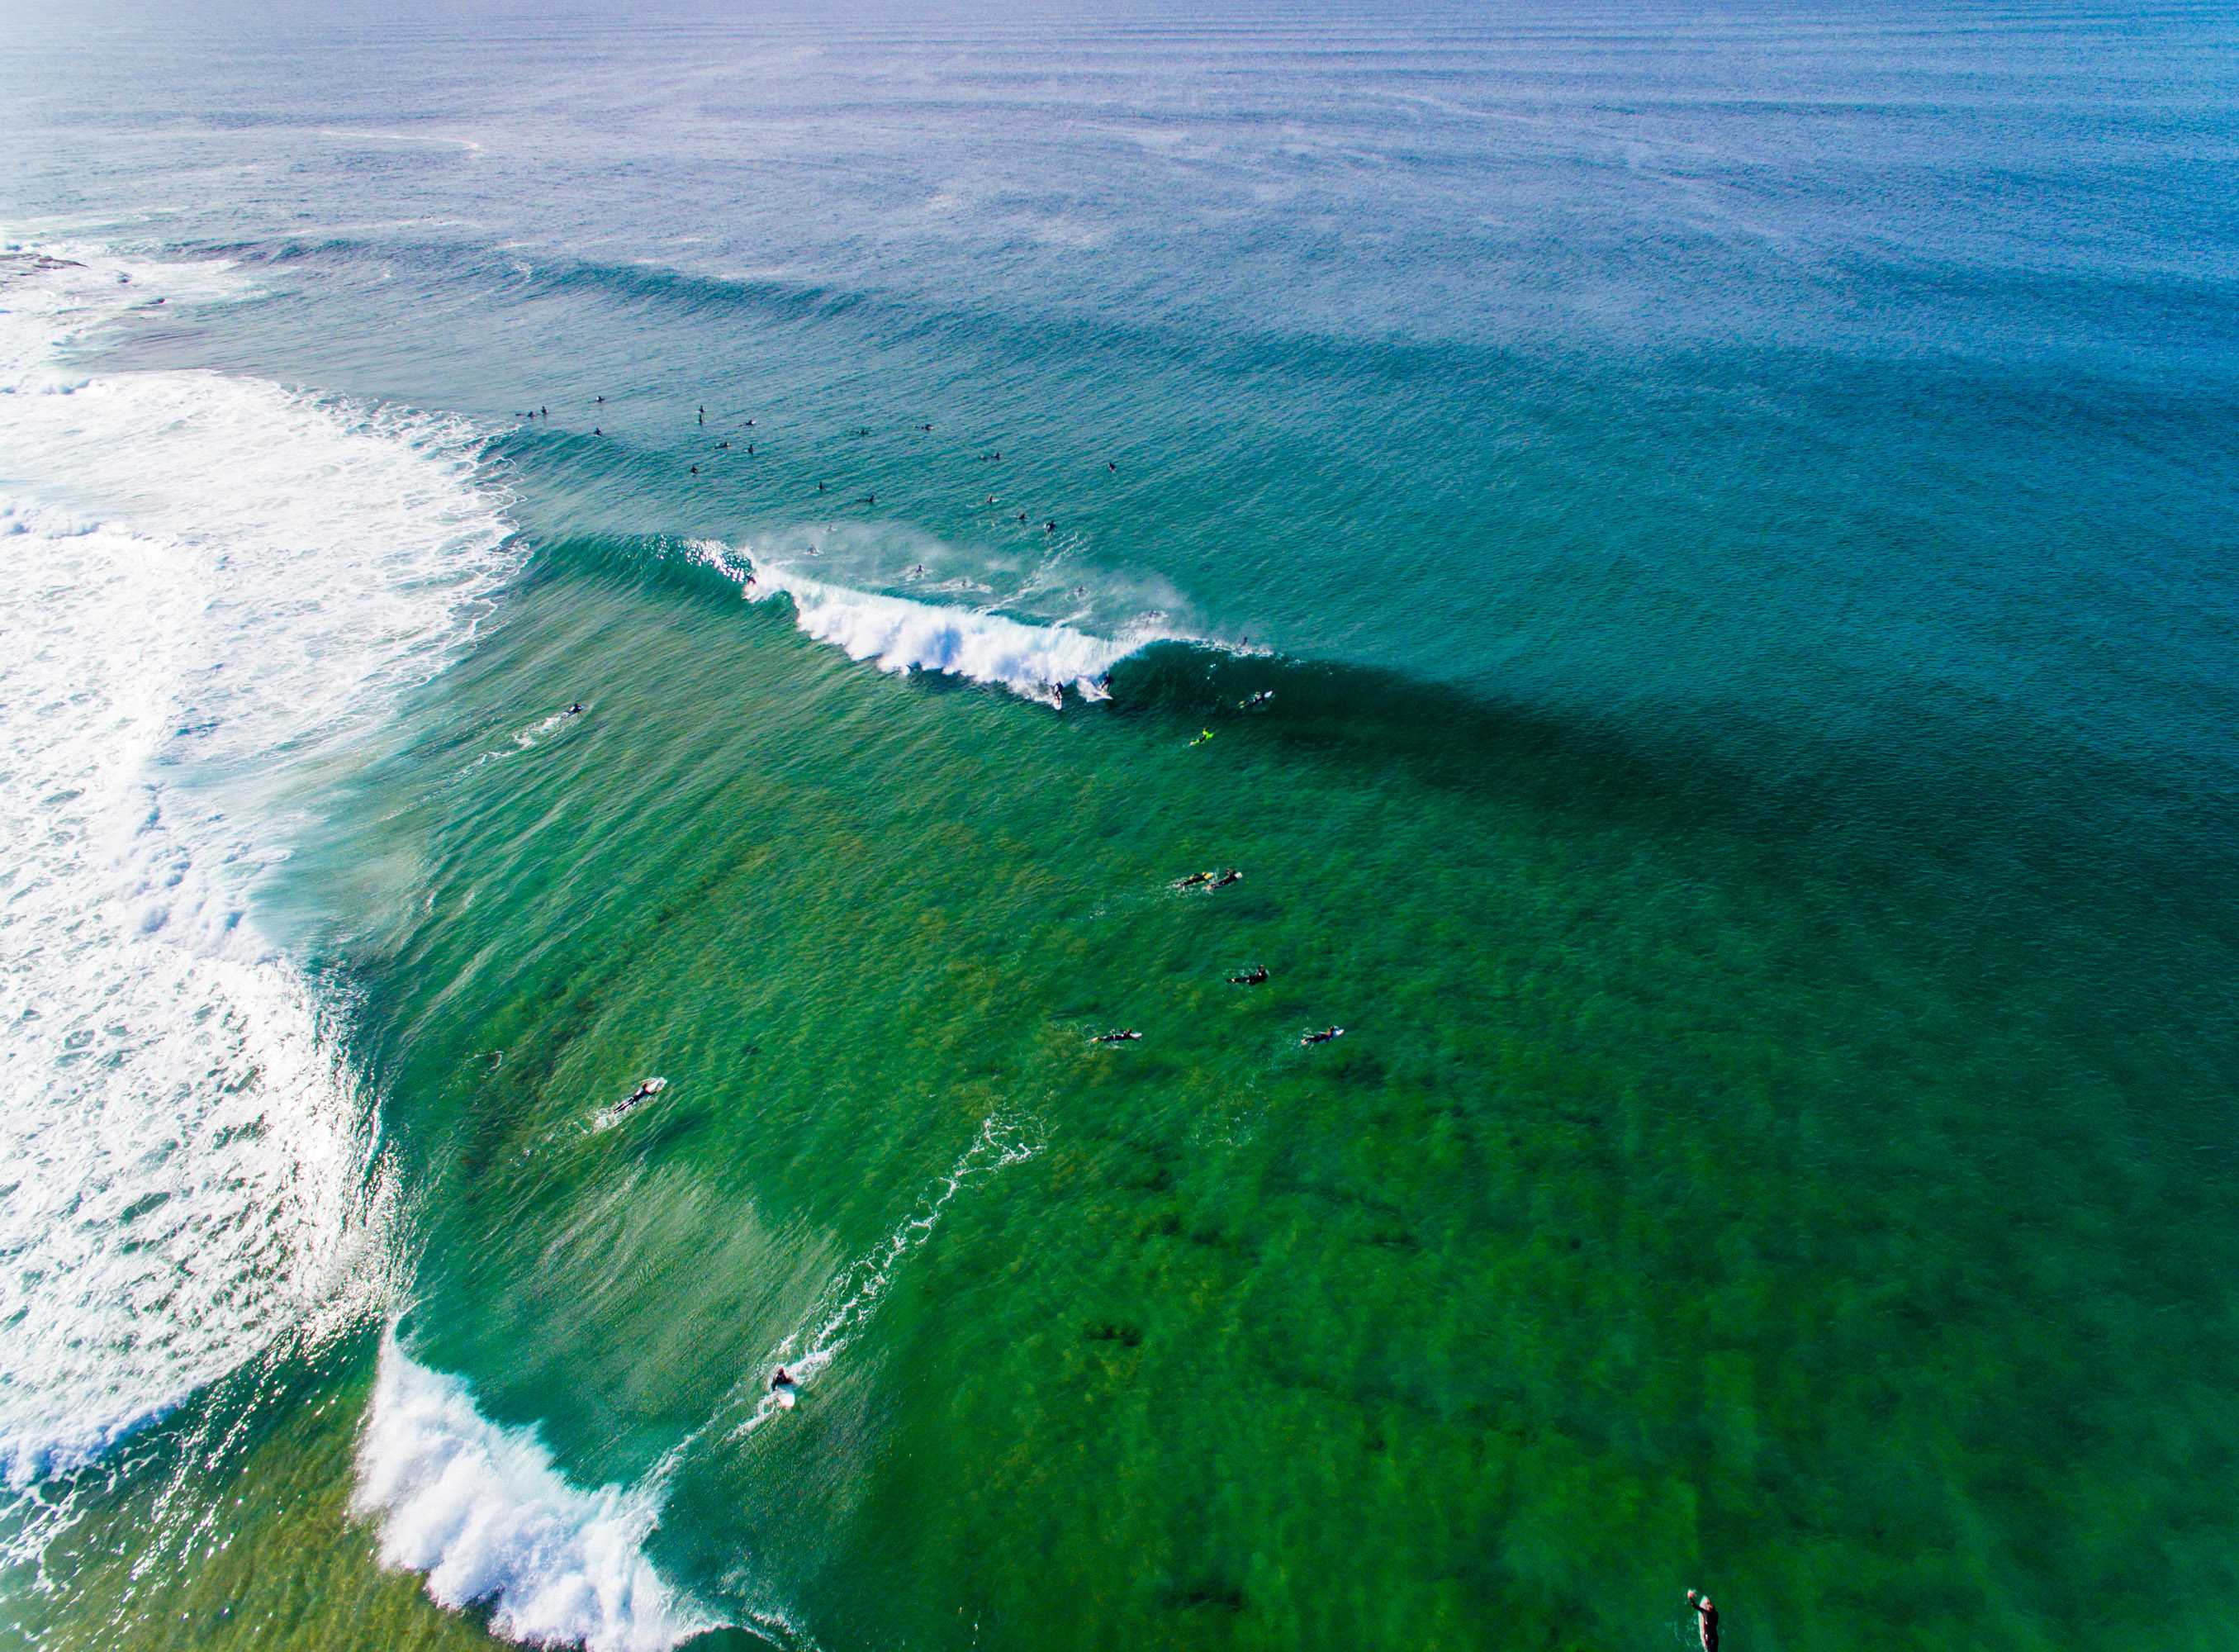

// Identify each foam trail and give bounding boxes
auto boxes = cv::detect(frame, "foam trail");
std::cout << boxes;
[468,703,588,771]
[353,1336,719,1652]
[723,1115,1039,1443]
[693,540,1173,707]
[0,240,517,1493]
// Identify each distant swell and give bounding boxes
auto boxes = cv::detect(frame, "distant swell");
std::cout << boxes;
[355,1336,719,1652]
[693,541,1173,706]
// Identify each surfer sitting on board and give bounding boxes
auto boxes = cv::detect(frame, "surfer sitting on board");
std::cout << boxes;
[1300,1027,1344,1047]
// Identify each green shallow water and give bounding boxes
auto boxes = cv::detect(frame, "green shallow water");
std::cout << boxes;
[19,534,2234,1650]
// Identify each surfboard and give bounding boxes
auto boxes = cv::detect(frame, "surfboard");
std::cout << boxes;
[593,1075,666,1131]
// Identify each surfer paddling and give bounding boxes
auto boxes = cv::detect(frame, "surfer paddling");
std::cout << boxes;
[1229,966,1269,985]
[610,1077,663,1120]
[1093,1029,1142,1044]
[1300,1027,1344,1047]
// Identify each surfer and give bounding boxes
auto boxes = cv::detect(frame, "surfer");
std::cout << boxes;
[1175,871,1213,888]
[593,426,600,434]
[1230,966,1269,985]
[1189,729,1213,747]
[719,439,729,449]
[690,465,700,475]
[1108,461,1117,472]
[698,406,704,425]
[1301,1027,1344,1047]
[770,1367,793,1392]
[1212,869,1242,888]
[1045,519,1056,533]
[612,1078,662,1118]
[566,702,583,716]
[1093,1029,1143,1044]
[1686,1593,1720,1652]
[595,394,604,402]
[1240,690,1274,709]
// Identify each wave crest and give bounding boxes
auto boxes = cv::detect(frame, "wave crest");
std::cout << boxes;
[694,541,1174,707]
[355,1336,720,1652]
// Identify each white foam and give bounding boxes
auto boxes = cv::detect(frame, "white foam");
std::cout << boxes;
[0,242,518,1489]
[353,1336,719,1652]
[693,540,1177,707]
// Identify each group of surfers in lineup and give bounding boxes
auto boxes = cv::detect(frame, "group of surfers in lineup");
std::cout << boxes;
[517,396,1090,536]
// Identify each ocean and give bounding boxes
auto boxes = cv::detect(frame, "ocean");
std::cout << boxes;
[2,3,2237,1649]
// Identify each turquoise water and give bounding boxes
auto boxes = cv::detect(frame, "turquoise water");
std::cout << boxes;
[3,5,2237,1650]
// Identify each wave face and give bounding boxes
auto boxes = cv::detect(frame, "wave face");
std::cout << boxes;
[727,1114,1039,1442]
[0,244,518,1489]
[694,540,1175,706]
[354,1336,718,1652]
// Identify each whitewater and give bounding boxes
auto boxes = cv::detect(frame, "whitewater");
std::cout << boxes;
[693,539,1180,706]
[0,244,516,1516]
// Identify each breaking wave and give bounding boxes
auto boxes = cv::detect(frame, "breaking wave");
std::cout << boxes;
[353,1336,720,1652]
[691,539,1179,707]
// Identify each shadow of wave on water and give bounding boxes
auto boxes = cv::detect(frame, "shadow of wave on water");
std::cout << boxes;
[496,529,2237,1056]
[1108,641,2239,989]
